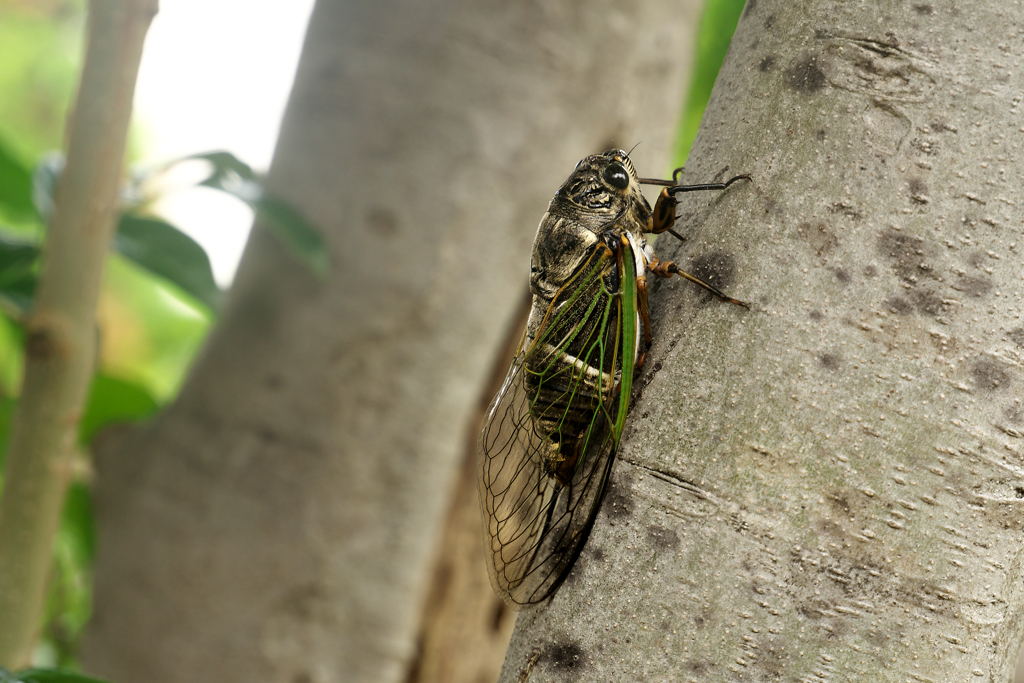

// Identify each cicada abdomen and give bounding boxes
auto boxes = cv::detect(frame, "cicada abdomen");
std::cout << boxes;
[478,149,747,609]
[480,234,637,607]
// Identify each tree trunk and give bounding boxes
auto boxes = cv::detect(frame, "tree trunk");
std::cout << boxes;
[500,0,1024,681]
[81,1,702,682]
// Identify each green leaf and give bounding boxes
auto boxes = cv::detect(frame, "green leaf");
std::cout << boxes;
[60,482,95,563]
[673,0,747,167]
[31,152,65,223]
[0,137,36,219]
[255,194,330,278]
[79,373,159,445]
[188,151,328,277]
[114,215,221,311]
[157,150,329,277]
[0,229,39,314]
[192,150,257,188]
[5,669,113,683]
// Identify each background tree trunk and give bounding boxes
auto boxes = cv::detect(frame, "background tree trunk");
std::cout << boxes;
[81,1,704,682]
[501,0,1024,680]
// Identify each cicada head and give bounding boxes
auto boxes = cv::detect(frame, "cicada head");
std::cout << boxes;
[553,149,652,233]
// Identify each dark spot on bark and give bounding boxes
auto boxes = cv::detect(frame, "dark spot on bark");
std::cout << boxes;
[914,3,935,14]
[1015,487,1024,499]
[955,274,992,298]
[26,328,60,360]
[760,644,795,679]
[685,659,714,674]
[561,560,583,587]
[689,251,737,294]
[819,353,840,371]
[814,28,834,39]
[829,202,861,219]
[764,197,783,216]
[885,296,914,316]
[292,674,311,683]
[972,357,1011,391]
[544,641,587,671]
[785,53,828,93]
[604,479,635,519]
[366,206,399,237]
[855,54,880,75]
[1009,327,1024,348]
[759,55,776,72]
[828,492,851,514]
[877,228,933,282]
[589,546,606,563]
[863,264,878,277]
[833,268,851,284]
[910,288,946,317]
[743,0,757,16]
[259,428,279,443]
[653,361,663,372]
[763,13,775,29]
[816,128,827,140]
[966,250,988,269]
[796,222,838,256]
[265,374,284,390]
[809,309,823,321]
[796,600,826,619]
[646,525,680,550]
[908,177,927,196]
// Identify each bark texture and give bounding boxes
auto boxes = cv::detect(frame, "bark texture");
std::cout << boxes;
[81,1,701,682]
[501,1,1024,681]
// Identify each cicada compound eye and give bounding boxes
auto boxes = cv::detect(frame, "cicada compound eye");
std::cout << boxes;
[603,162,630,190]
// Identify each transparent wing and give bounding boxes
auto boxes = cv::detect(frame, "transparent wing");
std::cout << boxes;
[478,241,636,608]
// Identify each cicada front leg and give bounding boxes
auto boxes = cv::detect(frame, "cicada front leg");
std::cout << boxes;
[639,171,752,310]
[646,172,752,241]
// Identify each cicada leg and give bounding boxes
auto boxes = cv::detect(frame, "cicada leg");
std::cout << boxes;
[638,172,751,309]
[541,434,583,488]
[636,270,652,369]
[642,173,752,242]
[650,255,750,309]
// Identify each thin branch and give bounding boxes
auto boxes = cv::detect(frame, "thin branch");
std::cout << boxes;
[0,0,158,666]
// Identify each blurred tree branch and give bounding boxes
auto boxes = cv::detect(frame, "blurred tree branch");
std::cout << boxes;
[0,0,157,666]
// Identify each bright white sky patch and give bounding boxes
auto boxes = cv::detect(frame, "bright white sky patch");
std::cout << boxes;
[134,0,315,286]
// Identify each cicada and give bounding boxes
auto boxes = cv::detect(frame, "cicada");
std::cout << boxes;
[478,149,749,609]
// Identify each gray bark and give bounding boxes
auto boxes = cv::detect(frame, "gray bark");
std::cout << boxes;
[80,1,700,682]
[501,1,1024,681]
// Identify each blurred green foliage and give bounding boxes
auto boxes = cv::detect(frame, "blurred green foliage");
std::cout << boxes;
[1,664,111,683]
[673,0,747,167]
[0,0,327,671]
[0,0,84,165]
